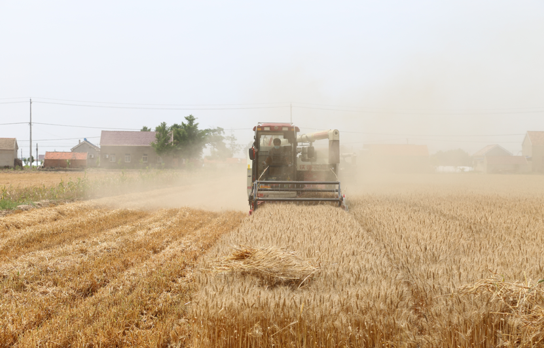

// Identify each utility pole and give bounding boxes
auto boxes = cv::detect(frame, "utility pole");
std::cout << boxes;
[290,103,292,124]
[36,143,38,168]
[29,98,32,168]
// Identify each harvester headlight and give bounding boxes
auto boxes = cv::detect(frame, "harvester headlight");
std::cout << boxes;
[282,127,288,131]
[264,127,270,131]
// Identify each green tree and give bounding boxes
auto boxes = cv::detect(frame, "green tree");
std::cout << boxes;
[151,122,173,156]
[226,133,242,157]
[170,115,210,160]
[150,115,229,161]
[141,126,151,132]
[206,127,228,160]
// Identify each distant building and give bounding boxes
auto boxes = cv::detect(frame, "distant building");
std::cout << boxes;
[44,152,87,169]
[522,131,544,173]
[362,144,430,173]
[472,145,512,172]
[0,138,19,168]
[71,138,100,167]
[100,131,161,169]
[484,156,530,174]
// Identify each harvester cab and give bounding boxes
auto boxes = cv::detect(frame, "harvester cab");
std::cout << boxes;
[247,122,346,213]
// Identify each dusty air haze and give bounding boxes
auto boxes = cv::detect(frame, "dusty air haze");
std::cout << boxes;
[1,1,543,157]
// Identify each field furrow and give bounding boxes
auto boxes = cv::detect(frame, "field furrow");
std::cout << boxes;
[16,211,245,347]
[0,197,244,347]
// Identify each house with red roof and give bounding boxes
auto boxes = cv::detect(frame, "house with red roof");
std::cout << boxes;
[43,152,87,169]
[99,131,161,169]
[362,144,430,173]
[522,131,544,173]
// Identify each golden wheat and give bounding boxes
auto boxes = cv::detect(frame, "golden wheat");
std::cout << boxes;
[3,173,544,347]
[0,199,244,347]
[191,175,544,347]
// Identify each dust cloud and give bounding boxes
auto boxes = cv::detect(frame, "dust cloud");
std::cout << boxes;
[88,167,250,212]
[244,3,544,158]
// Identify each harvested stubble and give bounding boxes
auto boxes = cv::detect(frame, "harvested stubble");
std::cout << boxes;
[0,200,244,347]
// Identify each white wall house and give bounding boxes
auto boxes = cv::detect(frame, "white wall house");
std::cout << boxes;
[0,138,18,168]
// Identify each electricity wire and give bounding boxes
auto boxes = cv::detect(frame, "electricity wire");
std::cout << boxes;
[33,101,289,110]
[31,97,289,107]
[33,122,139,130]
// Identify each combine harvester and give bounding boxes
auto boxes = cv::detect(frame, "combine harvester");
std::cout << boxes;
[247,122,347,213]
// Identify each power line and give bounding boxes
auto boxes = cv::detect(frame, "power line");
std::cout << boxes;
[34,101,289,110]
[31,100,544,114]
[32,97,289,107]
[0,101,28,105]
[0,122,27,125]
[18,136,100,142]
[28,97,544,113]
[295,105,544,115]
[4,96,544,113]
[34,122,139,130]
[294,101,544,113]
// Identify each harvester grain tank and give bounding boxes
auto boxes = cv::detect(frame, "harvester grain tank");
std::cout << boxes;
[247,122,346,213]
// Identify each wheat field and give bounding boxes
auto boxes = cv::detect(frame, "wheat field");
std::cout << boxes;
[192,174,544,347]
[0,199,244,347]
[2,174,544,347]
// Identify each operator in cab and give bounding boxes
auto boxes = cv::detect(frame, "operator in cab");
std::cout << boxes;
[262,138,291,178]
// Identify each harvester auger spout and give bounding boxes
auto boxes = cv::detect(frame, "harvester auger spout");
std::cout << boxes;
[246,122,348,213]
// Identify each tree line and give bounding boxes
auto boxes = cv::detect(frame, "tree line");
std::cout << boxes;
[141,115,241,161]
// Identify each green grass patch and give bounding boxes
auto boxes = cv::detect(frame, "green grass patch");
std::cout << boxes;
[0,199,22,210]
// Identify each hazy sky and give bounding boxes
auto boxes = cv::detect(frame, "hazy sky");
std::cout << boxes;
[1,0,543,157]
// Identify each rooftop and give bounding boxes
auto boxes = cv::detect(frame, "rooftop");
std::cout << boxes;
[526,131,544,146]
[472,144,511,157]
[71,138,100,151]
[100,131,157,146]
[45,152,88,160]
[0,138,18,150]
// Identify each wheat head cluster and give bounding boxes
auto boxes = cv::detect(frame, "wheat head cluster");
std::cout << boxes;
[192,189,544,347]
